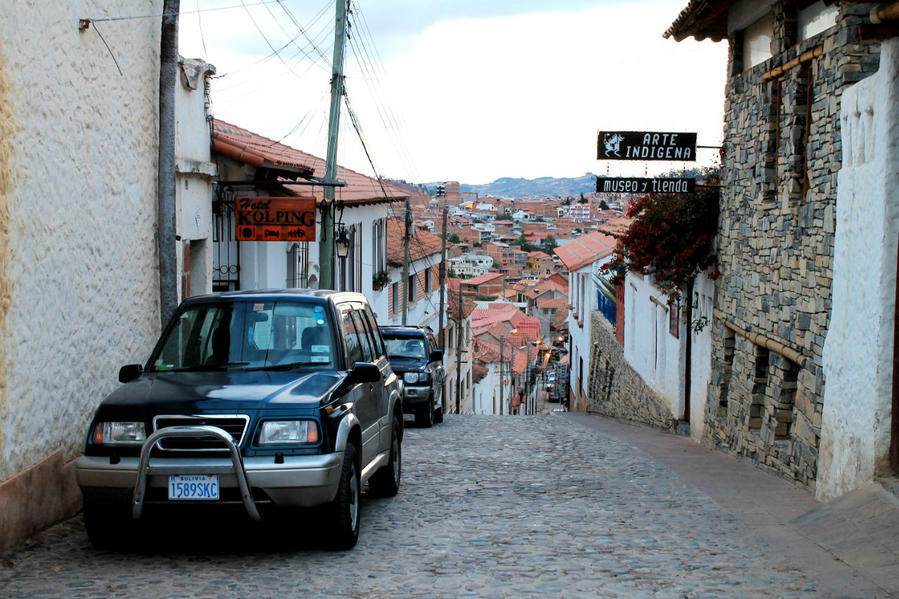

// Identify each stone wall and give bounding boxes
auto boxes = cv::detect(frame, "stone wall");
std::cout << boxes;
[587,312,677,431]
[706,2,880,491]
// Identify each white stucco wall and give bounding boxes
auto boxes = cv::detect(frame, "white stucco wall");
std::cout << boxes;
[622,271,714,435]
[819,39,899,500]
[175,58,216,298]
[1,2,163,480]
[624,274,684,415]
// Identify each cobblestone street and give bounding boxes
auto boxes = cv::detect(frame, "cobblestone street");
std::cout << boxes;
[0,414,844,598]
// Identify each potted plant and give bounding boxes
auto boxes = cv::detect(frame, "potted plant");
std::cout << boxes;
[372,269,391,291]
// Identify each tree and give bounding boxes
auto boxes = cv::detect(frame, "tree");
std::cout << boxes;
[543,235,558,252]
[562,197,573,206]
[599,199,610,210]
[602,179,720,300]
[448,233,460,244]
[578,193,587,204]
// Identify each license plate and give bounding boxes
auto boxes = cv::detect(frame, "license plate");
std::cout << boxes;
[168,474,219,500]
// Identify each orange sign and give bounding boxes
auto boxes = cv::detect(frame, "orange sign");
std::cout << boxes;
[235,197,317,242]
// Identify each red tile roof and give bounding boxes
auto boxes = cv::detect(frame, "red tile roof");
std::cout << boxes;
[536,297,569,309]
[212,119,409,206]
[554,231,618,272]
[465,272,504,286]
[386,218,443,265]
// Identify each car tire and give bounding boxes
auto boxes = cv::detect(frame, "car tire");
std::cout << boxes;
[415,398,434,428]
[83,498,133,550]
[369,415,401,497]
[326,443,360,550]
[434,406,443,424]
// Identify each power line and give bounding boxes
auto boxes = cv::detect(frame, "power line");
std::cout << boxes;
[82,0,282,23]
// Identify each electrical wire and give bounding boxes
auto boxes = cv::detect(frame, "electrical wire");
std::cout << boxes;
[83,0,282,23]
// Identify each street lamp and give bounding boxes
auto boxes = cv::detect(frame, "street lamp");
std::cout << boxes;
[335,225,350,260]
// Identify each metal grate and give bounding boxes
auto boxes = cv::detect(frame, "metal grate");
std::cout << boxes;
[153,415,250,452]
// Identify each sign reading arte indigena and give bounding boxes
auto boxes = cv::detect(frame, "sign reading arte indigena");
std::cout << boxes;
[596,177,696,194]
[235,196,317,242]
[597,131,697,161]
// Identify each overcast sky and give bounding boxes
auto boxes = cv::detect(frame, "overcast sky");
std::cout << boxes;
[179,0,728,185]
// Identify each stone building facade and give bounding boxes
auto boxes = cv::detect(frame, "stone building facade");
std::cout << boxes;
[668,2,880,491]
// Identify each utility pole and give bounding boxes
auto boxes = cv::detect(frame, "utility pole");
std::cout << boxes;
[157,0,179,328]
[402,197,411,325]
[437,184,447,349]
[456,284,462,414]
[319,0,348,290]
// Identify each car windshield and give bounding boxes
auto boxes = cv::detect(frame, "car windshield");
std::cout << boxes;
[384,336,427,359]
[151,300,337,372]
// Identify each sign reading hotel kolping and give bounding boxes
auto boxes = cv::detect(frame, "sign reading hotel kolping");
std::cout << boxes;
[596,177,696,194]
[235,197,317,242]
[597,131,697,161]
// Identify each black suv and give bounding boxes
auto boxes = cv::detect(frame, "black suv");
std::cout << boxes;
[380,326,445,427]
[75,290,403,550]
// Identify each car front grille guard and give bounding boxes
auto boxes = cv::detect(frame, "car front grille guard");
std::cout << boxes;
[131,425,262,521]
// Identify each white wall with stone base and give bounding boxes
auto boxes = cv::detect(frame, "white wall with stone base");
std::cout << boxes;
[819,39,899,500]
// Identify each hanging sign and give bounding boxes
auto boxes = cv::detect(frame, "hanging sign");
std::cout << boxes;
[597,131,697,161]
[596,177,696,194]
[235,197,317,242]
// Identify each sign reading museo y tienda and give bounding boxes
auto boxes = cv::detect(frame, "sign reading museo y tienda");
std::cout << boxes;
[596,177,696,194]
[597,131,697,161]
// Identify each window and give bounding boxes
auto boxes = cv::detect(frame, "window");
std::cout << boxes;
[668,302,680,339]
[372,218,386,273]
[351,311,375,362]
[408,274,416,303]
[743,13,773,69]
[361,306,386,358]
[799,1,838,41]
[152,300,336,371]
[341,310,364,368]
[286,242,309,288]
[424,266,432,294]
[391,282,399,315]
[338,223,361,293]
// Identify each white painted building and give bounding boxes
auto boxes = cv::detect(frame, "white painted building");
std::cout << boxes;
[448,253,494,278]
[175,58,217,299]
[380,219,443,330]
[555,232,618,411]
[0,1,164,550]
[623,272,715,439]
[210,120,409,314]
[818,38,899,501]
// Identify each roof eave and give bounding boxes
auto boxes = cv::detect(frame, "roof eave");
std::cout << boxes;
[663,0,735,42]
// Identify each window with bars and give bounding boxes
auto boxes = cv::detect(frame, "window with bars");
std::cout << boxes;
[286,242,309,288]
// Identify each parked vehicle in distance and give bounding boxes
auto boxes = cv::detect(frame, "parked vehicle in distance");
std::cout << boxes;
[75,290,403,550]
[379,326,444,427]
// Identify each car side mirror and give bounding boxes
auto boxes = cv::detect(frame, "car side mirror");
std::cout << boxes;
[429,349,443,362]
[347,362,380,385]
[119,364,143,383]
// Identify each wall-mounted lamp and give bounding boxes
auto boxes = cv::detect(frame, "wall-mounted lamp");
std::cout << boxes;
[336,225,350,260]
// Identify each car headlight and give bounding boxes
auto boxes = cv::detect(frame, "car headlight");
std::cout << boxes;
[92,421,147,445]
[403,372,431,385]
[257,420,320,445]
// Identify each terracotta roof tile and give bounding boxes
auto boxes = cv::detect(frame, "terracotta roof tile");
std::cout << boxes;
[212,119,409,206]
[386,218,443,265]
[554,231,618,271]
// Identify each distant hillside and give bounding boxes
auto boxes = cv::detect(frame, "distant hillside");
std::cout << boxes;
[459,174,599,198]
